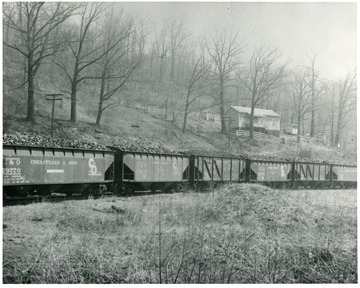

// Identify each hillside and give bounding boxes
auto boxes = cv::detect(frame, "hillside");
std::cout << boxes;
[2,97,356,165]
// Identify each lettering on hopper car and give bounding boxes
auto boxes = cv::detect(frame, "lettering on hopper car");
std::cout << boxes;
[3,167,21,175]
[281,165,285,177]
[3,174,28,184]
[4,158,21,166]
[31,159,60,165]
[88,158,102,176]
[172,160,179,175]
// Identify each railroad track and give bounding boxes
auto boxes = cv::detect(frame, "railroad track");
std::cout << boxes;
[4,194,96,206]
[3,190,174,206]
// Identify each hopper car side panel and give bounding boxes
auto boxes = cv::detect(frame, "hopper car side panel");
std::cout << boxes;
[3,146,114,186]
[331,165,357,188]
[231,159,241,182]
[294,163,329,181]
[194,156,246,182]
[222,159,231,181]
[291,162,331,188]
[121,152,189,182]
[195,157,212,181]
[332,165,357,181]
[250,161,291,182]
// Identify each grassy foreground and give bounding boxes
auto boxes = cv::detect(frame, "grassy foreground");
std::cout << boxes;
[3,184,357,284]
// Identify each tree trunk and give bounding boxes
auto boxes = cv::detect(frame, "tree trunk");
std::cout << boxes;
[26,52,35,123]
[159,55,164,83]
[334,111,343,147]
[310,105,315,137]
[95,76,106,127]
[219,102,226,133]
[95,101,103,127]
[182,91,190,133]
[170,55,175,81]
[23,58,27,100]
[70,59,79,123]
[70,80,77,123]
[310,60,316,137]
[219,78,226,133]
[297,114,301,144]
[249,103,255,139]
[182,111,188,133]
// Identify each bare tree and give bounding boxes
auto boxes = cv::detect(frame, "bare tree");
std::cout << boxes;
[94,11,142,127]
[334,72,356,147]
[239,46,286,139]
[126,16,152,106]
[154,21,169,89]
[206,30,243,133]
[305,54,323,137]
[3,2,76,123]
[182,55,211,133]
[167,20,188,120]
[55,3,107,123]
[324,81,338,146]
[168,20,187,81]
[290,68,312,143]
[3,3,16,43]
[134,16,151,58]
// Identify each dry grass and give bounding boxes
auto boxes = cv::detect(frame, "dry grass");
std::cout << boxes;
[3,184,357,283]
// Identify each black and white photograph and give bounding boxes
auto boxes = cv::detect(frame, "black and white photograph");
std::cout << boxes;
[2,1,357,284]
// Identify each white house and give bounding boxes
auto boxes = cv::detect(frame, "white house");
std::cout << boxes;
[224,106,281,136]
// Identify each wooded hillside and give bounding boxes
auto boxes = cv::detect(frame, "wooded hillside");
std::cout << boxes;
[3,3,357,159]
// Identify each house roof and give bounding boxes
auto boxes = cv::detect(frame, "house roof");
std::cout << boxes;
[230,106,280,118]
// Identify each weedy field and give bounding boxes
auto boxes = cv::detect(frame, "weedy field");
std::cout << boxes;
[3,184,357,284]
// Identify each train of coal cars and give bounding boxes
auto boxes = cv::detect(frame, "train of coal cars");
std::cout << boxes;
[3,144,357,203]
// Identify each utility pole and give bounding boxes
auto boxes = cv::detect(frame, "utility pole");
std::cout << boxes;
[45,93,63,138]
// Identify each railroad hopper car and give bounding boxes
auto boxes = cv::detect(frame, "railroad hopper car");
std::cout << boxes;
[291,162,357,189]
[2,144,357,202]
[3,145,115,198]
[331,164,357,188]
[248,160,293,188]
[248,160,357,189]
[292,162,332,188]
[111,147,190,193]
[190,155,247,188]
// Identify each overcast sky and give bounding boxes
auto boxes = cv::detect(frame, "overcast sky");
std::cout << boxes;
[115,1,356,81]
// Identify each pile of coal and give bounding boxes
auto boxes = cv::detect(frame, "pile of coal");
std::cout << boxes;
[3,133,355,165]
[3,133,109,151]
[110,139,177,154]
[180,149,235,157]
[247,154,290,162]
[180,149,356,165]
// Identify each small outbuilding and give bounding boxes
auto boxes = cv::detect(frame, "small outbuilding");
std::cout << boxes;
[224,106,281,137]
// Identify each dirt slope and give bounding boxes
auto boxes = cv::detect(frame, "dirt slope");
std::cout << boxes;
[3,102,355,164]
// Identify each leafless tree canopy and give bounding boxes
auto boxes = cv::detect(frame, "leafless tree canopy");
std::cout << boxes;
[206,30,243,133]
[3,2,77,123]
[2,3,356,149]
[239,46,286,138]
